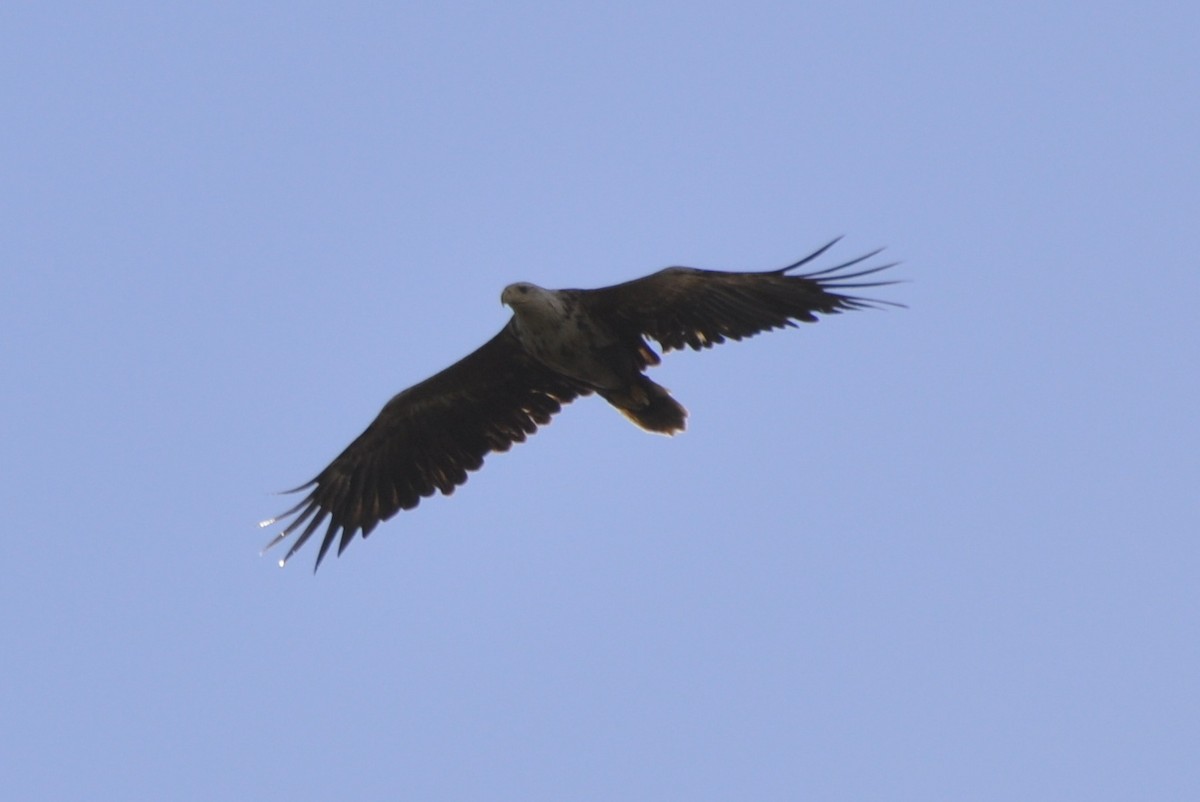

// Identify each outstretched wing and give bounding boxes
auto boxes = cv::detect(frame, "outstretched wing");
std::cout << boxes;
[579,238,899,352]
[260,323,587,571]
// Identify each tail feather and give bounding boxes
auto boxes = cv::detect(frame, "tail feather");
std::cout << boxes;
[600,376,687,435]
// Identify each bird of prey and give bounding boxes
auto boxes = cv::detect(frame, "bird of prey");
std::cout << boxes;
[261,239,898,570]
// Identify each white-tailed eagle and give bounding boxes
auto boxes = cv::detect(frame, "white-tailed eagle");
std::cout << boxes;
[261,239,898,569]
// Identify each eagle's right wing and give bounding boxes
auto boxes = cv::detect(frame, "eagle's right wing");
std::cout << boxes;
[260,324,587,570]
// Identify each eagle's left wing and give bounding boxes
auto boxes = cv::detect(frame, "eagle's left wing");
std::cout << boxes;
[579,239,899,353]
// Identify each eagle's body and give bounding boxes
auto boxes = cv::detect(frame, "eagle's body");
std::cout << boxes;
[262,239,898,569]
[503,283,622,390]
[503,281,685,433]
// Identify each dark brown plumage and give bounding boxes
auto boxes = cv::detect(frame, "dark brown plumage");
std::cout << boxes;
[261,239,898,569]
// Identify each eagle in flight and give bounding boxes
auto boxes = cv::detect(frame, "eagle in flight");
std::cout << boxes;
[261,239,898,570]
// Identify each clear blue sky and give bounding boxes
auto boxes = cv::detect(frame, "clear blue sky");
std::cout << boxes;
[3,3,1197,799]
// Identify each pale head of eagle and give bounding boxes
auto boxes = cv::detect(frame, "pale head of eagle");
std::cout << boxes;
[501,282,574,335]
[501,282,564,314]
